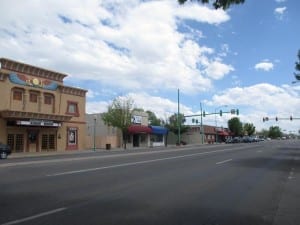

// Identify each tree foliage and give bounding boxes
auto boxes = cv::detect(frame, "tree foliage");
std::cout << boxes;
[146,110,162,126]
[243,123,255,136]
[178,0,245,10]
[102,96,134,149]
[228,117,243,136]
[165,113,189,135]
[268,126,282,139]
[295,49,300,80]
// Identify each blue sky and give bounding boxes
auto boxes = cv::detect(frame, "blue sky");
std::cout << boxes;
[1,0,299,133]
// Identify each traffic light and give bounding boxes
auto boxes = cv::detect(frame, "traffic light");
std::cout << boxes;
[275,117,278,121]
[203,111,206,117]
[236,109,239,115]
[263,117,269,122]
[192,118,195,123]
[219,110,222,116]
[290,116,293,121]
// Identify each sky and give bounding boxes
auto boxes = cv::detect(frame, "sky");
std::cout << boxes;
[1,0,300,134]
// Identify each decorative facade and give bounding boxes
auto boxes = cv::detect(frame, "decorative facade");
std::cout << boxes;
[0,58,87,153]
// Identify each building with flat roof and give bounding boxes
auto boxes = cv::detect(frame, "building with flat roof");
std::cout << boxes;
[0,58,87,153]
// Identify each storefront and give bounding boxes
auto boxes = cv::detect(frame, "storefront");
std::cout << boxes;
[149,125,168,147]
[0,58,87,153]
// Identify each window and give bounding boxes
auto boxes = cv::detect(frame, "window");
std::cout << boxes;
[44,94,53,105]
[66,101,79,116]
[41,134,55,151]
[29,91,38,103]
[13,89,23,101]
[7,134,24,153]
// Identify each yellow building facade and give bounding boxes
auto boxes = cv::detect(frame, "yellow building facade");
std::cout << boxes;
[0,58,87,153]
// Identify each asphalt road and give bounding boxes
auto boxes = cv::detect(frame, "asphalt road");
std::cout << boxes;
[0,140,299,225]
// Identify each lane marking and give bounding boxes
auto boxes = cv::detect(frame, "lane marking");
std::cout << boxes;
[1,207,66,225]
[216,159,232,165]
[0,144,237,168]
[47,147,248,177]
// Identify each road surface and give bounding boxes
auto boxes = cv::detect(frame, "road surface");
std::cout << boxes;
[0,140,299,225]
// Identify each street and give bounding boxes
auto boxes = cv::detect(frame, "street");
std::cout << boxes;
[0,140,299,225]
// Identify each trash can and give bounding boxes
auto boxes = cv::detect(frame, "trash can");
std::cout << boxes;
[106,144,111,150]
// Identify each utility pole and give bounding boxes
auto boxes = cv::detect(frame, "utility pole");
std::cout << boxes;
[177,89,181,145]
[200,102,204,144]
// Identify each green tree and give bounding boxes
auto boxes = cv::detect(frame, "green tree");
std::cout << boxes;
[165,113,189,135]
[102,96,134,149]
[178,0,245,10]
[243,123,255,136]
[257,129,269,138]
[228,117,243,136]
[294,49,300,80]
[268,126,282,139]
[146,110,162,126]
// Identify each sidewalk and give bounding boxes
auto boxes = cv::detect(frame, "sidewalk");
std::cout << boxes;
[6,142,219,160]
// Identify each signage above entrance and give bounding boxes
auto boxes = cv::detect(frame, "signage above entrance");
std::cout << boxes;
[16,120,61,127]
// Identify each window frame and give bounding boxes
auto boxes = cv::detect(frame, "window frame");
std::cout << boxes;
[29,91,39,103]
[66,101,79,117]
[44,93,54,105]
[13,88,23,101]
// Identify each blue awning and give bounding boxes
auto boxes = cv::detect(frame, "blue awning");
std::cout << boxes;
[149,126,168,135]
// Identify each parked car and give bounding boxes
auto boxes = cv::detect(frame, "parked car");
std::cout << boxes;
[232,137,242,143]
[0,143,11,159]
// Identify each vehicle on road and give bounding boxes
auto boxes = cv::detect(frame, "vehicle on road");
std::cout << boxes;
[0,143,11,159]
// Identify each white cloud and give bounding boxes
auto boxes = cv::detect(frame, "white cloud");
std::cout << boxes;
[205,83,300,131]
[275,6,287,14]
[275,0,286,3]
[0,0,232,95]
[86,92,193,121]
[205,60,234,80]
[254,61,274,71]
[274,6,287,20]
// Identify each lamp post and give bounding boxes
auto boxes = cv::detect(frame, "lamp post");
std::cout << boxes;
[177,89,181,145]
[215,105,228,143]
[200,102,204,144]
[93,116,96,151]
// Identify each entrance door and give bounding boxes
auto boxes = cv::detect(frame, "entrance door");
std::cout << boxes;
[27,130,39,152]
[133,134,139,147]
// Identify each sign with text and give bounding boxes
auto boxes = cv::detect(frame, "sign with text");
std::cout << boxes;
[132,115,142,124]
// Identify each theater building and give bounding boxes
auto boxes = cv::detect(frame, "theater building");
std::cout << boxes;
[0,58,87,153]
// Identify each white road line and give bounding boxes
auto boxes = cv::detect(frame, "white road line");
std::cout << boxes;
[47,147,246,177]
[1,207,66,225]
[216,159,232,165]
[0,145,225,168]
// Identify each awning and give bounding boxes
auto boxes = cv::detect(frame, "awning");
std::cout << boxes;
[218,131,229,136]
[149,126,168,135]
[128,125,152,134]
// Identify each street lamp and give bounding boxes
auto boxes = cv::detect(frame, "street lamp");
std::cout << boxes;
[215,105,228,143]
[93,116,96,151]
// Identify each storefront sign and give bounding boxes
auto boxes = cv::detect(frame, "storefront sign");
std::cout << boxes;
[131,115,142,124]
[17,120,61,127]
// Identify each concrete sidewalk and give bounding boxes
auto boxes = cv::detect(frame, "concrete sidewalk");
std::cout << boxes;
[6,143,213,159]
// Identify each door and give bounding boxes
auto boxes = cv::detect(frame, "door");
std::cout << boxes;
[133,134,139,147]
[27,130,39,152]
